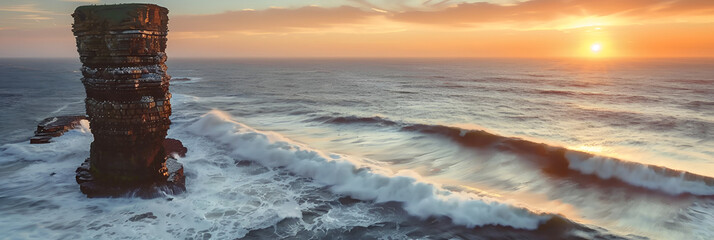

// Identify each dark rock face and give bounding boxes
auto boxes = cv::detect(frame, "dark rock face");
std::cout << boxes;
[75,141,186,198]
[72,4,184,197]
[163,138,188,158]
[128,212,157,222]
[30,116,87,144]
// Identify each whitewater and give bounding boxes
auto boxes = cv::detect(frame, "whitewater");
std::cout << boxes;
[1,58,713,239]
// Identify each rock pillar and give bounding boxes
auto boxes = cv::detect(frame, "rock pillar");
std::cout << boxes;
[72,4,184,197]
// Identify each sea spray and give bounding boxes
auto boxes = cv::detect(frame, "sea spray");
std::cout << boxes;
[565,152,714,196]
[0,120,92,164]
[312,113,714,196]
[186,110,551,229]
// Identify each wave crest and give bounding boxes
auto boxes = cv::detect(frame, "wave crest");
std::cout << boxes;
[312,113,714,196]
[187,110,551,229]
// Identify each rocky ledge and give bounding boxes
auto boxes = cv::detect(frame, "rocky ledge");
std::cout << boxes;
[30,116,87,144]
[29,114,187,198]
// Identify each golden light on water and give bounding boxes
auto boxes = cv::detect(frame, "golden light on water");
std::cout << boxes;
[574,145,605,153]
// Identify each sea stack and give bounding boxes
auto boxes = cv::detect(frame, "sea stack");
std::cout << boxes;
[71,4,184,197]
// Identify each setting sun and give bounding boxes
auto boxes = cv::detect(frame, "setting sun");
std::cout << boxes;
[591,43,602,53]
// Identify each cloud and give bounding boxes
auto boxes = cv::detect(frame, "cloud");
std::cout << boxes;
[371,8,389,13]
[389,0,714,27]
[166,0,714,34]
[171,6,381,33]
[0,27,76,57]
[61,0,100,2]
[0,4,64,24]
[655,0,714,14]
[0,4,58,15]
[347,0,457,12]
[170,32,222,39]
[13,14,52,20]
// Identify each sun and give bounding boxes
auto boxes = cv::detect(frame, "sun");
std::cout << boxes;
[590,43,602,53]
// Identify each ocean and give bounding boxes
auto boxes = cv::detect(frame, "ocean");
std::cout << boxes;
[0,58,712,239]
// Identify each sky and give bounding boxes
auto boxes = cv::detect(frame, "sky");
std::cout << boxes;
[0,0,713,58]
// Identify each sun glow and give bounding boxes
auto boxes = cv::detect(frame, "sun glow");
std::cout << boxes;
[590,43,602,53]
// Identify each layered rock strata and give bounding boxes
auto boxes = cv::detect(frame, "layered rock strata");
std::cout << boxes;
[71,4,184,197]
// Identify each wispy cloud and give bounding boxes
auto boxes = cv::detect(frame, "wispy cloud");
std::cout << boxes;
[170,32,222,39]
[348,0,456,11]
[371,7,388,13]
[389,0,714,27]
[171,6,381,33]
[168,0,714,35]
[14,14,53,20]
[61,0,100,3]
[0,4,59,15]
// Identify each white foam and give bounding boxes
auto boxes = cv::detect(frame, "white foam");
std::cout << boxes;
[0,120,92,164]
[186,110,550,229]
[0,119,341,239]
[170,76,202,83]
[566,152,714,196]
[0,110,547,238]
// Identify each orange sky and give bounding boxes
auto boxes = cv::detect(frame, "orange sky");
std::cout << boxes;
[1,0,713,58]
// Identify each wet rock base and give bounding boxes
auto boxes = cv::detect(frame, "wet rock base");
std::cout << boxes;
[75,138,187,198]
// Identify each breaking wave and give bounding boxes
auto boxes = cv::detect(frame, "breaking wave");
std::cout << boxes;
[187,110,552,230]
[313,114,714,196]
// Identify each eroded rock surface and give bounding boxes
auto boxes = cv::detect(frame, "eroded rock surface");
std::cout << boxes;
[72,4,184,197]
